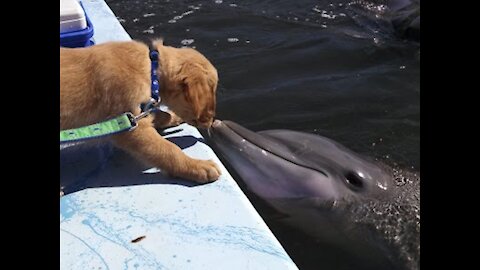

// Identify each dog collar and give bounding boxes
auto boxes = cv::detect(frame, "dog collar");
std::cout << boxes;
[60,47,164,143]
[149,49,160,102]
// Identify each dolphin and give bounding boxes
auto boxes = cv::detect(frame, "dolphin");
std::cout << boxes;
[207,120,419,270]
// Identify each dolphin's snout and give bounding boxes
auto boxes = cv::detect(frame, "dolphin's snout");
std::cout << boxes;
[212,119,222,128]
[207,119,229,139]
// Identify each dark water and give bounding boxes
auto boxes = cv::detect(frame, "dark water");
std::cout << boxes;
[106,0,420,269]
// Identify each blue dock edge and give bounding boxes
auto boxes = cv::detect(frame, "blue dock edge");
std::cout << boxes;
[60,1,299,269]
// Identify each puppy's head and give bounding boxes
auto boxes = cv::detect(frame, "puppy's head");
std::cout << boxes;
[154,39,218,129]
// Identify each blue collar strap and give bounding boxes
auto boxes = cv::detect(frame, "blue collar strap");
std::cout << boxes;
[59,47,163,143]
[150,49,160,102]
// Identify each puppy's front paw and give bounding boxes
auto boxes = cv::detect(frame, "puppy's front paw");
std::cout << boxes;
[188,159,222,183]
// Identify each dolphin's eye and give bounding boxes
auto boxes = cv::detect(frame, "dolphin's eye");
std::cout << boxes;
[345,171,364,189]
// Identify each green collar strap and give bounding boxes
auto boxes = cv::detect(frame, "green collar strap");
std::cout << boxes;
[60,113,136,143]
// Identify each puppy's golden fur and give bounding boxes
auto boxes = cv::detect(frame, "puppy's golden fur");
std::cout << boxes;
[60,39,221,182]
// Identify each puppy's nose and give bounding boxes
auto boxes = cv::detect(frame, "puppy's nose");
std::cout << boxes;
[196,114,214,127]
[199,119,214,129]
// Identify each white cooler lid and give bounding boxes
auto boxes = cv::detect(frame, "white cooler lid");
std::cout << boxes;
[60,0,87,33]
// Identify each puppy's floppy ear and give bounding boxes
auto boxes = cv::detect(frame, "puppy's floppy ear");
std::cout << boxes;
[180,61,209,119]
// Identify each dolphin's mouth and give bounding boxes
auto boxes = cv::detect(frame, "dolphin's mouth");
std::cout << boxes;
[213,120,276,150]
[214,120,247,135]
[210,120,330,178]
[212,119,222,128]
[209,119,232,138]
[209,120,395,197]
[210,120,283,155]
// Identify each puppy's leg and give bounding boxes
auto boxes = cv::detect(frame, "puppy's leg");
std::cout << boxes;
[112,117,221,183]
[152,110,184,129]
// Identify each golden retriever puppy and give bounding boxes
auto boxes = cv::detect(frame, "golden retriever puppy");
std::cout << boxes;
[60,39,221,183]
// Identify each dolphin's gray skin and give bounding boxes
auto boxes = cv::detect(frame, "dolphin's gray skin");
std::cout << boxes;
[209,120,394,201]
[208,120,419,270]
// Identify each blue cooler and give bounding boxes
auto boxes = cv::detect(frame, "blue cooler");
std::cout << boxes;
[60,0,94,48]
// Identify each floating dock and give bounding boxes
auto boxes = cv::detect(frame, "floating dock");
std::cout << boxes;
[60,1,299,269]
